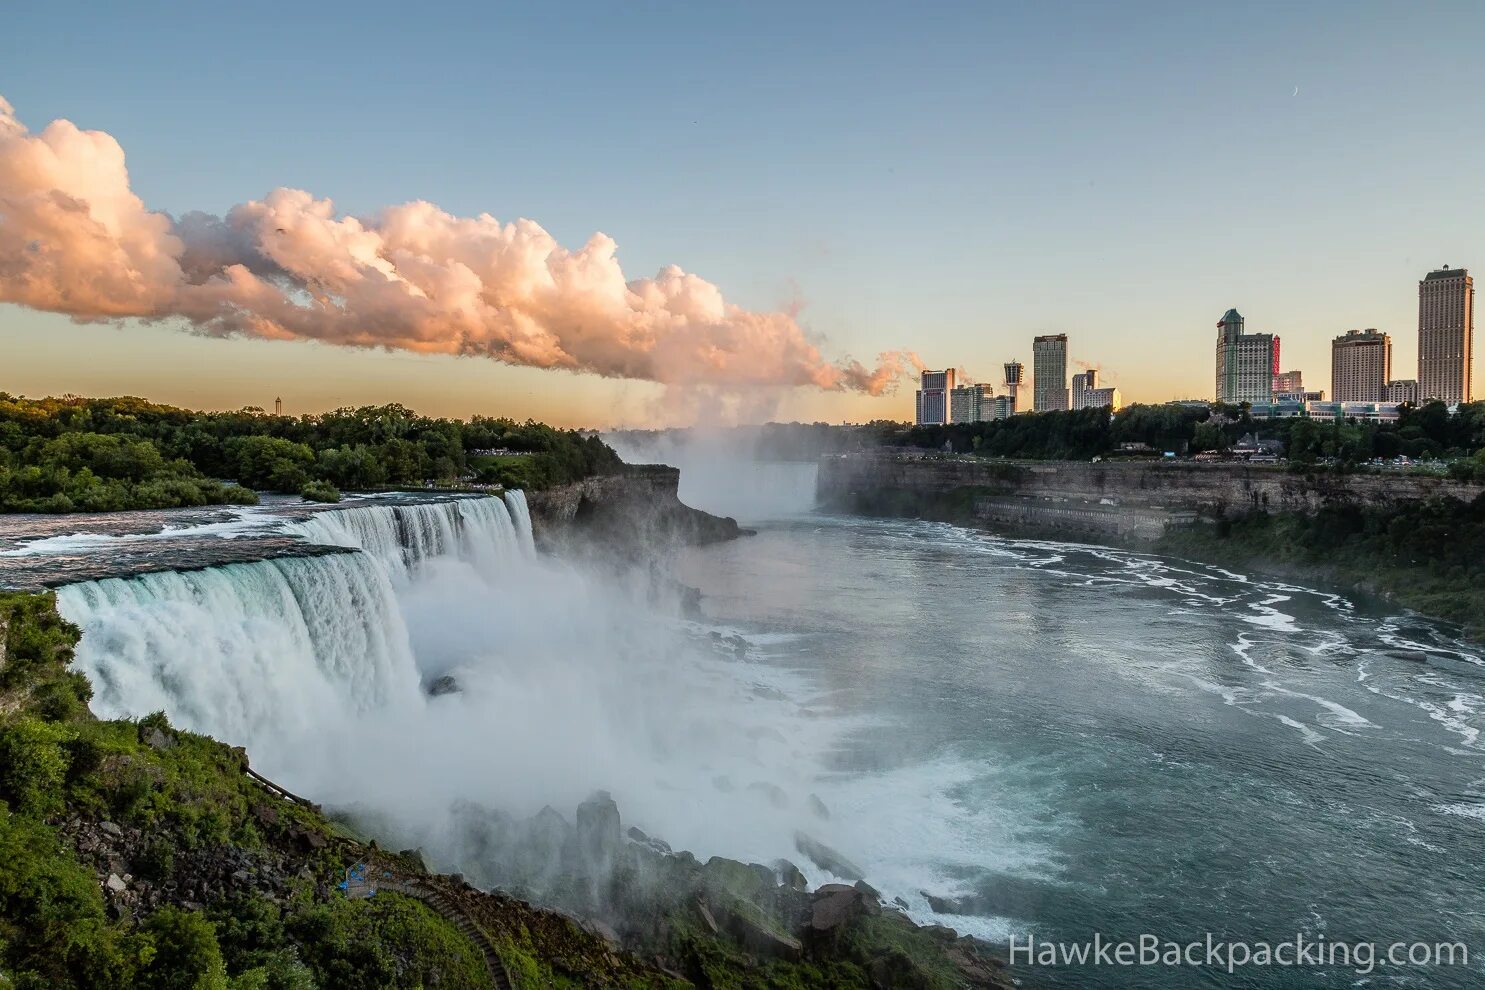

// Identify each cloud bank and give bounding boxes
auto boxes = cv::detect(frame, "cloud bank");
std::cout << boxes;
[0,96,914,393]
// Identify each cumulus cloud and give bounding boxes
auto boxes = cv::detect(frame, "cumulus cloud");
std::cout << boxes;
[0,96,913,394]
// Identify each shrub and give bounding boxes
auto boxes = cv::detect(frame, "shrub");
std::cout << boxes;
[298,481,341,504]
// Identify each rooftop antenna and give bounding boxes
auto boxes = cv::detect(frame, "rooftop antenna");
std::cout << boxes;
[275,396,282,416]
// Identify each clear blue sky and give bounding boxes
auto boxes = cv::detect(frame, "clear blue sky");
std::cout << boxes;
[3,1,1482,425]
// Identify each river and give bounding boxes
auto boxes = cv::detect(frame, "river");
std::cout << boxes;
[10,466,1485,987]
[670,477,1485,988]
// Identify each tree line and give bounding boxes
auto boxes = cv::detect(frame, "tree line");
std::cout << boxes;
[0,395,622,513]
[878,400,1485,476]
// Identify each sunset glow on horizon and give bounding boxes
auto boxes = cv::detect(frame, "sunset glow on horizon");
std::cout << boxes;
[4,2,1483,426]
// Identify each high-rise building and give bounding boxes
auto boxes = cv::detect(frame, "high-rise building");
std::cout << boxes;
[1001,361,1025,413]
[1274,370,1304,394]
[1033,335,1069,412]
[946,383,1000,422]
[1214,308,1280,405]
[971,383,997,422]
[1072,369,1121,410]
[1071,368,1097,399]
[1386,379,1420,405]
[987,394,1017,420]
[1418,266,1474,405]
[948,385,978,424]
[1331,329,1391,402]
[914,369,957,425]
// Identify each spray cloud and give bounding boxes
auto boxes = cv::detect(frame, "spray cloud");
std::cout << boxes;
[0,95,911,394]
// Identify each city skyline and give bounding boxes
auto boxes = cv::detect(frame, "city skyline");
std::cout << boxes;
[3,3,1485,427]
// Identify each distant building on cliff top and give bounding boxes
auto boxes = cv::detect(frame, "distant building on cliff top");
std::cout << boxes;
[1386,379,1420,405]
[1071,368,1121,411]
[1214,308,1280,405]
[1331,329,1392,403]
[914,369,956,425]
[1418,266,1473,405]
[1033,335,1069,412]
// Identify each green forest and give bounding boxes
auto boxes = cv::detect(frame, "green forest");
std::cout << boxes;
[884,400,1485,473]
[0,395,621,513]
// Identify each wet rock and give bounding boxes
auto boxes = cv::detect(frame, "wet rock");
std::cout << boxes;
[773,859,808,891]
[695,897,720,935]
[806,793,831,820]
[716,901,803,961]
[808,882,879,932]
[574,791,622,877]
[793,831,865,882]
[427,674,460,696]
[627,826,672,855]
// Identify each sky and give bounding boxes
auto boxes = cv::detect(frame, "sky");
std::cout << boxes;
[2,1,1483,427]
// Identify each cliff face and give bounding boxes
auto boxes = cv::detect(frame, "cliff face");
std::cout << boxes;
[818,453,1485,518]
[524,465,746,553]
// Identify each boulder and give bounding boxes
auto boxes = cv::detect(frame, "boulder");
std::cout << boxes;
[793,832,865,882]
[716,901,803,962]
[773,859,808,891]
[427,674,460,696]
[143,727,175,751]
[808,883,879,932]
[105,873,127,894]
[626,826,672,855]
[573,791,622,877]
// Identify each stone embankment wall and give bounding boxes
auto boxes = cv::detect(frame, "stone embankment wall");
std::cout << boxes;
[817,453,1485,541]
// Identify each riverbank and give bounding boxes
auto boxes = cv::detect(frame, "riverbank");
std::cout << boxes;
[818,452,1485,641]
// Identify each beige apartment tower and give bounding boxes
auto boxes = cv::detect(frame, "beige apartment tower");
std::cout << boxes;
[1418,267,1473,405]
[1330,329,1391,402]
[1033,335,1069,412]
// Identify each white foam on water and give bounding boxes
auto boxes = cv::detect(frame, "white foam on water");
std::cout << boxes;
[1434,803,1485,823]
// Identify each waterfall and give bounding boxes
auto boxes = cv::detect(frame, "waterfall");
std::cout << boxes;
[291,491,534,581]
[49,486,847,902]
[56,552,420,760]
[53,492,535,768]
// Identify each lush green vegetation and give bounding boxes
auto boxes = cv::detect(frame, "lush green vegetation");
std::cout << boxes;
[0,395,623,512]
[0,592,498,990]
[880,400,1485,471]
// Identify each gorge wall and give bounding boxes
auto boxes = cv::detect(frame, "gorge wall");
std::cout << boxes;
[817,453,1485,541]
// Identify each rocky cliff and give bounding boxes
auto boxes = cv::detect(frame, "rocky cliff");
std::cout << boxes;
[525,465,747,553]
[819,453,1485,519]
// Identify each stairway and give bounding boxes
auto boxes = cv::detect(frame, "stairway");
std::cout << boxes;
[378,877,514,990]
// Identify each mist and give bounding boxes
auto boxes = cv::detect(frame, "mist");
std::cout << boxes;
[55,494,861,913]
[604,426,832,522]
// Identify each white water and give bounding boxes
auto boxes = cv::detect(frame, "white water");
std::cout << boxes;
[55,489,847,887]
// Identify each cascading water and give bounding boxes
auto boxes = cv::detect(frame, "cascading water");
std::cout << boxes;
[52,487,841,898]
[58,553,420,760]
[291,491,534,581]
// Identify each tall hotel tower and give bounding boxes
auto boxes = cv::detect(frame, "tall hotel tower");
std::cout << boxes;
[1418,267,1474,405]
[1215,309,1280,405]
[1331,329,1391,402]
[1032,335,1069,412]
